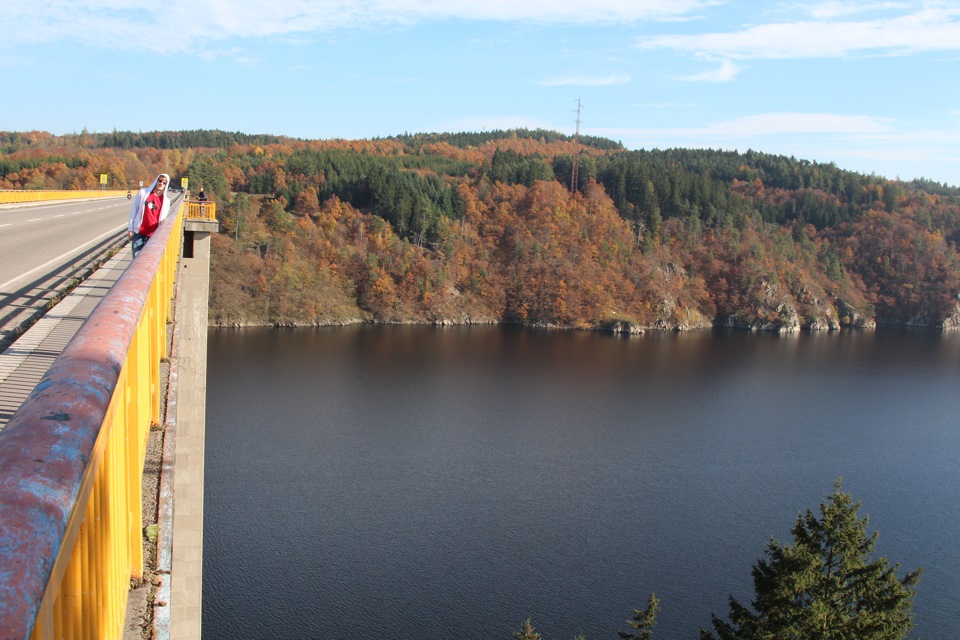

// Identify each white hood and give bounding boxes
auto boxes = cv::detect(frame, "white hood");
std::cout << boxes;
[128,173,172,234]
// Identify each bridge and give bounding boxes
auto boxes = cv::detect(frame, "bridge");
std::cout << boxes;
[0,190,219,640]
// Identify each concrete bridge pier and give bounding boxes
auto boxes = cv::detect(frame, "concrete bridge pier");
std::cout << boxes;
[159,216,219,639]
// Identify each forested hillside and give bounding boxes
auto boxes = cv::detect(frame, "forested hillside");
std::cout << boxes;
[3,128,959,331]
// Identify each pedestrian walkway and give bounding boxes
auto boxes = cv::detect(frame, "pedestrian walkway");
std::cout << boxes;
[0,248,131,429]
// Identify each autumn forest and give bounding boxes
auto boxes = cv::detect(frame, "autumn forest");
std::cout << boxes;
[3,128,960,332]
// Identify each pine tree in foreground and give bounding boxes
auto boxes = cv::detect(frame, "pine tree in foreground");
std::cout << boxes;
[618,592,660,640]
[514,618,541,640]
[701,479,923,640]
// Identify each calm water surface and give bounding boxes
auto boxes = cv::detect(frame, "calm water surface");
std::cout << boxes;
[202,326,960,639]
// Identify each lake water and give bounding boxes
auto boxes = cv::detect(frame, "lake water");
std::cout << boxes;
[202,326,960,639]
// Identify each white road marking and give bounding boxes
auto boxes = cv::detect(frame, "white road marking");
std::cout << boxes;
[0,223,126,292]
[27,218,41,222]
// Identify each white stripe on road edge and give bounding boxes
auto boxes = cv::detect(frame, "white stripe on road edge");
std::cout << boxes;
[0,224,127,292]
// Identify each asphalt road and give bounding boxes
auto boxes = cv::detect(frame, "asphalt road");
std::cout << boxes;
[0,197,131,291]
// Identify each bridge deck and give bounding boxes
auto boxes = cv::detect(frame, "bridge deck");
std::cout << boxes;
[0,248,132,430]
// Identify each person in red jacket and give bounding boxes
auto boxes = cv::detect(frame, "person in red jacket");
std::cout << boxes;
[127,173,170,257]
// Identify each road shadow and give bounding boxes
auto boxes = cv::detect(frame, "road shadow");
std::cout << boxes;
[0,230,127,353]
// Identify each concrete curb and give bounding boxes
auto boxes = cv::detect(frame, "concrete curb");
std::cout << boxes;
[153,253,184,640]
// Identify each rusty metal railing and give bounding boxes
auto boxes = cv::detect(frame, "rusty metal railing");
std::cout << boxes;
[0,190,127,204]
[0,200,184,640]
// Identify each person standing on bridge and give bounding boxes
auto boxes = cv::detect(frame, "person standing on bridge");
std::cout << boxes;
[128,173,171,257]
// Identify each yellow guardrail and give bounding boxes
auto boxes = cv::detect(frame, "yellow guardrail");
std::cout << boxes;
[184,199,217,221]
[0,190,128,204]
[0,201,184,640]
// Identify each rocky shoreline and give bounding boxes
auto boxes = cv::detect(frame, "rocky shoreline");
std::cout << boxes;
[203,287,960,333]
[207,306,960,334]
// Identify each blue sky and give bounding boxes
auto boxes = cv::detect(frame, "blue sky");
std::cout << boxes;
[2,1,959,185]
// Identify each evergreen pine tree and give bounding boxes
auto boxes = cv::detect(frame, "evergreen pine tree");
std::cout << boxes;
[514,618,541,640]
[702,479,922,640]
[618,592,660,640]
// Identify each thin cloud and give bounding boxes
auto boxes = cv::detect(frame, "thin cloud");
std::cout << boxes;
[197,47,247,62]
[439,115,556,132]
[718,112,895,135]
[636,5,960,60]
[587,112,960,181]
[393,0,719,23]
[234,54,263,68]
[633,102,701,109]
[0,1,719,54]
[538,74,631,87]
[590,112,895,139]
[381,76,422,85]
[681,58,741,81]
[0,54,26,68]
[801,1,913,20]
